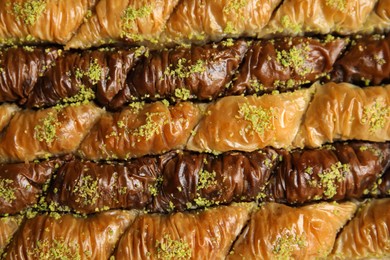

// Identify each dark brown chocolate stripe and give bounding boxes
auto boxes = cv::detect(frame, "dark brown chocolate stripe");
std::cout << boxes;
[1,35,389,109]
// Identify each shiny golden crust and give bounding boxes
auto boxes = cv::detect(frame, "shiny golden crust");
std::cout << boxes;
[78,101,203,160]
[187,87,312,152]
[0,104,103,163]
[160,0,281,45]
[66,0,180,49]
[228,202,357,259]
[293,83,390,148]
[0,103,19,132]
[114,203,254,259]
[0,216,23,257]
[0,0,96,45]
[259,0,377,37]
[331,198,390,258]
[4,210,138,260]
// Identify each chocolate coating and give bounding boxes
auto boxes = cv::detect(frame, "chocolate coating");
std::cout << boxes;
[331,34,390,85]
[46,154,173,214]
[266,142,390,204]
[27,48,140,108]
[149,149,279,212]
[0,47,58,104]
[109,39,247,108]
[0,159,63,215]
[229,37,346,95]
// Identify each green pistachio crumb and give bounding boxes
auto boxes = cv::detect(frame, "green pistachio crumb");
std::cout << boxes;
[76,59,103,85]
[223,0,247,14]
[121,5,152,38]
[224,21,236,34]
[318,162,349,198]
[373,54,386,66]
[272,231,307,259]
[174,88,191,101]
[326,0,347,12]
[132,112,168,141]
[276,45,311,76]
[11,0,46,26]
[73,175,100,206]
[197,170,217,190]
[362,99,389,133]
[280,15,301,33]
[0,179,16,203]
[237,102,274,136]
[128,101,145,113]
[156,235,192,260]
[34,112,60,144]
[27,239,81,260]
[164,58,206,79]
[221,38,235,47]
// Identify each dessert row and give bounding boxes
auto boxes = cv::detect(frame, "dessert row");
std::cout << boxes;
[0,35,389,109]
[1,199,389,259]
[0,141,389,216]
[0,0,389,48]
[0,82,389,163]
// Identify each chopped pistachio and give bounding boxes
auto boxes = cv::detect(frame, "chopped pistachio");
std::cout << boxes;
[325,0,347,12]
[164,58,206,79]
[34,112,60,144]
[27,239,81,260]
[237,102,274,136]
[156,235,191,260]
[121,5,152,38]
[174,88,191,100]
[0,179,16,203]
[362,99,389,133]
[73,175,100,206]
[132,112,168,141]
[11,0,46,26]
[128,101,145,113]
[224,21,236,34]
[197,170,217,190]
[223,0,248,14]
[272,231,307,259]
[221,38,235,47]
[280,16,301,33]
[317,162,349,198]
[276,45,311,76]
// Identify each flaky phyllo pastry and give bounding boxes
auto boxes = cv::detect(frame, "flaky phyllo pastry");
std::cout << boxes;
[0,0,390,259]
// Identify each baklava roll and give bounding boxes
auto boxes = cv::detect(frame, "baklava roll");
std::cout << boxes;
[294,82,390,148]
[78,101,202,160]
[149,149,279,212]
[160,0,281,45]
[110,39,247,108]
[0,47,59,104]
[46,154,172,214]
[266,142,390,204]
[331,198,390,258]
[0,103,19,132]
[0,103,103,163]
[259,0,377,38]
[187,87,312,153]
[0,0,96,45]
[0,159,63,215]
[228,202,357,259]
[65,0,179,49]
[0,216,23,257]
[362,0,390,34]
[27,48,143,108]
[229,36,346,95]
[4,210,138,260]
[114,203,254,259]
[330,34,390,86]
